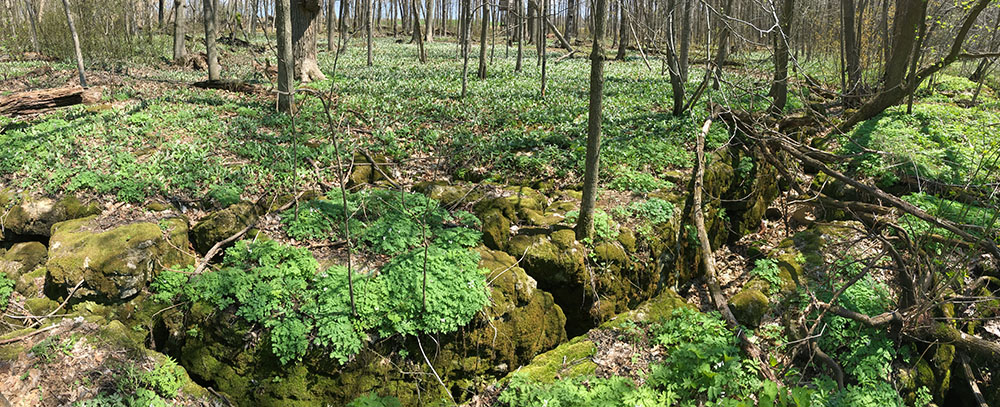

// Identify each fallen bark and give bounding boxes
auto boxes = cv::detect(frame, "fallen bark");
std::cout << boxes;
[0,85,101,115]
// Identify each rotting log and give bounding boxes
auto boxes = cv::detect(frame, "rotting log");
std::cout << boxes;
[0,86,101,115]
[191,79,257,94]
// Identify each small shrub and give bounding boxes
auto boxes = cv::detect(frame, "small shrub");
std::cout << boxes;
[608,167,673,193]
[347,393,403,407]
[565,209,619,241]
[0,273,13,311]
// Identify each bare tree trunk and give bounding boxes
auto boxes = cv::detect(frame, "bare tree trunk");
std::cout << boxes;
[425,0,434,41]
[159,0,165,28]
[292,0,327,81]
[678,0,691,82]
[277,0,295,112]
[23,0,40,54]
[768,0,794,112]
[539,0,547,96]
[366,0,373,65]
[615,0,627,60]
[413,0,426,61]
[841,0,861,106]
[516,0,524,72]
[327,0,336,50]
[461,0,471,96]
[173,0,187,61]
[477,0,489,78]
[203,0,221,81]
[60,0,87,87]
[576,0,607,240]
[565,0,576,43]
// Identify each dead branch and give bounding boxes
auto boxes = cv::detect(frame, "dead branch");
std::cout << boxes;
[691,116,782,385]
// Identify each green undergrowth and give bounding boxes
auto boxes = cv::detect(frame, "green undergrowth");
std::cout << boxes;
[839,103,1000,187]
[501,303,926,407]
[281,189,482,255]
[898,193,1000,253]
[153,236,489,364]
[77,357,185,407]
[0,273,13,311]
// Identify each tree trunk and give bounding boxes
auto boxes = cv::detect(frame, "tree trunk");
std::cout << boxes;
[276,0,295,112]
[539,0,547,95]
[24,0,40,54]
[60,0,87,87]
[461,0,471,96]
[576,0,607,240]
[615,0,627,60]
[159,0,165,28]
[292,0,327,81]
[768,0,794,112]
[173,0,186,61]
[565,0,576,43]
[203,0,221,81]
[477,0,489,78]
[327,0,336,50]
[515,0,524,72]
[425,0,433,41]
[841,0,861,106]
[678,0,691,82]
[526,0,535,44]
[366,0,373,65]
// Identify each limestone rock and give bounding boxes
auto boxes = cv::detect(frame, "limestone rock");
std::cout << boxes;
[0,241,47,281]
[190,202,260,254]
[46,216,193,302]
[0,193,100,238]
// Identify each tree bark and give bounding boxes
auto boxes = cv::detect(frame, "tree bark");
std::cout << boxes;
[276,0,295,112]
[425,0,434,41]
[575,0,606,240]
[366,0,373,65]
[0,86,101,115]
[327,0,336,50]
[768,0,794,112]
[565,0,576,43]
[24,0,40,54]
[173,0,187,61]
[515,0,524,72]
[292,0,327,81]
[840,0,861,106]
[678,0,691,82]
[203,0,221,81]
[461,0,471,96]
[615,0,628,60]
[477,0,490,79]
[60,0,87,87]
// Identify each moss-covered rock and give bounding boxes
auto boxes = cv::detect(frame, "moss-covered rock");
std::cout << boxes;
[15,267,46,297]
[729,289,769,327]
[508,336,597,383]
[347,153,392,189]
[46,216,193,302]
[0,241,47,281]
[190,201,260,254]
[176,248,566,406]
[0,194,100,237]
[414,181,484,207]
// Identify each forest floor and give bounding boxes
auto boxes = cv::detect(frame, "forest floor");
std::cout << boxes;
[1,36,999,406]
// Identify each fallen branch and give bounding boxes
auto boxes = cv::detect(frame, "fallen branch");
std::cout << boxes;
[0,323,59,345]
[959,353,990,407]
[27,279,85,329]
[192,79,257,94]
[691,116,782,385]
[193,194,302,274]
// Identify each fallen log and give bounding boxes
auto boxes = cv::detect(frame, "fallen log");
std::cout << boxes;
[0,85,101,115]
[192,79,257,94]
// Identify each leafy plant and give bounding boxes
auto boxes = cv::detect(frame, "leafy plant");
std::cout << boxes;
[347,393,403,407]
[0,273,13,311]
[565,209,619,241]
[608,167,673,193]
[750,259,782,294]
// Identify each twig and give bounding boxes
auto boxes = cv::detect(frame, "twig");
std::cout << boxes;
[193,194,301,274]
[0,323,59,345]
[417,335,456,404]
[28,279,85,329]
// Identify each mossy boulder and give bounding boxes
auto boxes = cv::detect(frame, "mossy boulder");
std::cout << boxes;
[729,288,769,327]
[46,216,193,302]
[414,181,483,207]
[0,241,47,281]
[474,197,516,250]
[0,194,100,237]
[507,336,598,383]
[190,201,261,254]
[15,267,47,297]
[347,153,392,189]
[502,186,547,213]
